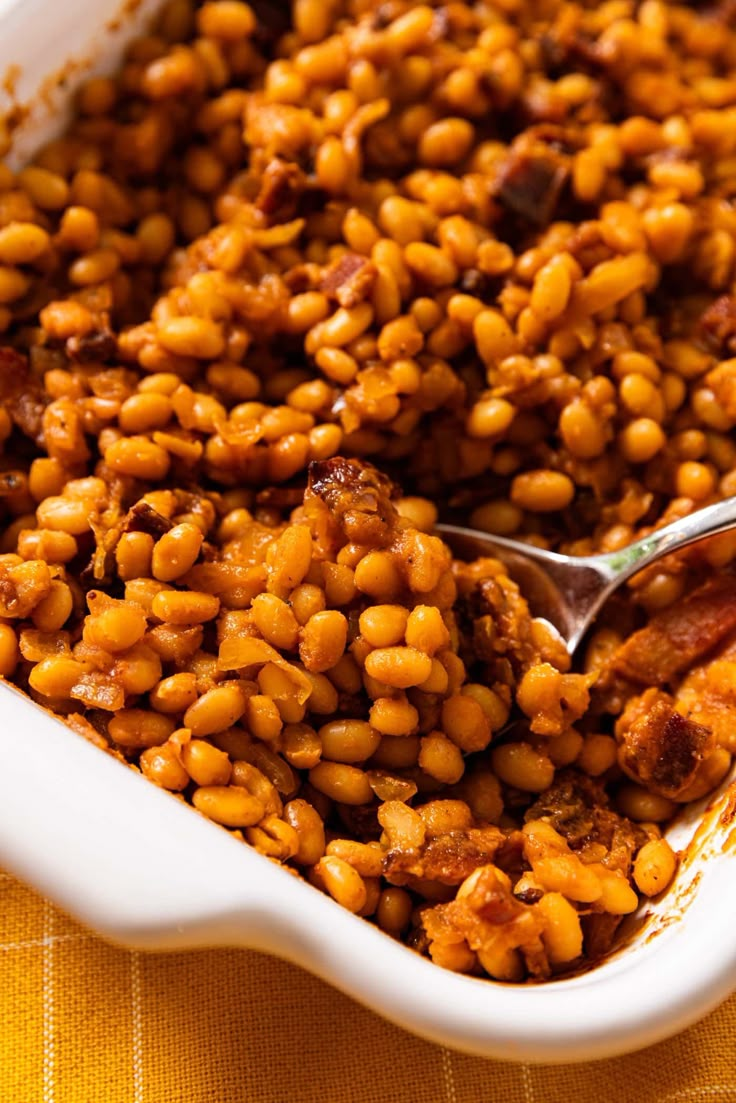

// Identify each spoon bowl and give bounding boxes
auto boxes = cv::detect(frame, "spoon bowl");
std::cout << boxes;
[437,495,736,653]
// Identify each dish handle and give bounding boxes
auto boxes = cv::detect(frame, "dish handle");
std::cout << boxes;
[0,682,310,953]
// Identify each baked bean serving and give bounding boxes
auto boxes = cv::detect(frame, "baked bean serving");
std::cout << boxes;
[2,0,736,983]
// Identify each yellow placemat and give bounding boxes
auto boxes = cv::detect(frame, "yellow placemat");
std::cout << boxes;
[1,868,734,1103]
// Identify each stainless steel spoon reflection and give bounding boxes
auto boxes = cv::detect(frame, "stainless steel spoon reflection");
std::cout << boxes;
[436,496,736,655]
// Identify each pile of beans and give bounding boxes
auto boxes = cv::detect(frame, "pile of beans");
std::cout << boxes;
[1,0,736,981]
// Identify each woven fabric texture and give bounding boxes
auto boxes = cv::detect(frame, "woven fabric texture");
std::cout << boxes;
[1,868,734,1103]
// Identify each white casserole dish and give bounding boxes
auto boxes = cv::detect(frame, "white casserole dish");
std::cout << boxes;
[2,0,736,1064]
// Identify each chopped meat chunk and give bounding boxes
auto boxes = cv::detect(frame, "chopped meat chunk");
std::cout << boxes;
[255,158,305,222]
[615,688,715,799]
[320,253,377,308]
[497,146,569,226]
[306,456,399,549]
[611,575,736,685]
[383,825,505,886]
[526,772,646,873]
[66,325,118,364]
[454,559,536,671]
[122,501,174,539]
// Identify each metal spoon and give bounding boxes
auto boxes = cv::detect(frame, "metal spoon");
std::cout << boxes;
[436,496,736,655]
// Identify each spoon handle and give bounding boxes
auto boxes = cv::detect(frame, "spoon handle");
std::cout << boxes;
[601,496,736,584]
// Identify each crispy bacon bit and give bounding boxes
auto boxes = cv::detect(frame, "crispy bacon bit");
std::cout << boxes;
[383,825,505,886]
[70,673,126,713]
[497,147,569,226]
[255,158,305,222]
[526,772,645,873]
[611,575,736,685]
[0,346,45,444]
[454,559,536,672]
[66,325,118,364]
[615,688,715,799]
[306,457,398,548]
[320,253,377,308]
[454,557,570,687]
[477,575,535,667]
[121,501,174,539]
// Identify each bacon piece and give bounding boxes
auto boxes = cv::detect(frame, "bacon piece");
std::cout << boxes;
[477,574,536,667]
[497,147,569,226]
[121,501,174,539]
[70,673,126,712]
[454,559,537,674]
[615,687,715,799]
[0,346,45,444]
[526,772,645,874]
[383,825,505,886]
[306,457,399,549]
[255,158,305,222]
[611,574,736,685]
[320,252,377,308]
[66,325,118,364]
